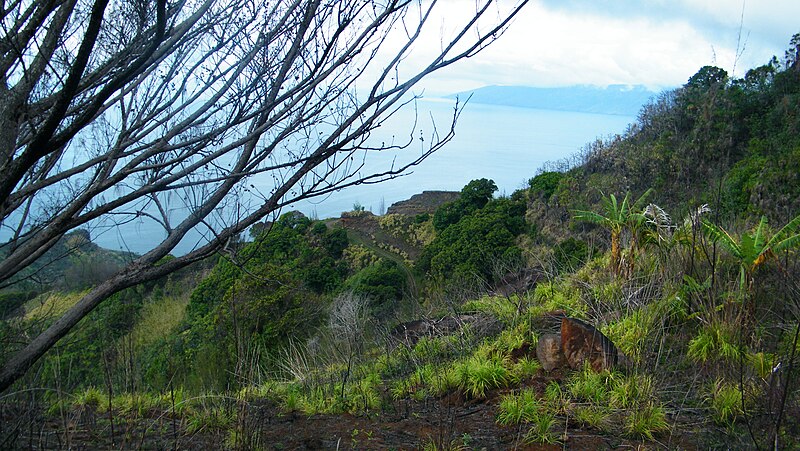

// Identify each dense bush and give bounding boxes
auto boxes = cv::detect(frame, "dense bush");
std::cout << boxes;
[345,258,407,311]
[420,184,527,283]
[529,171,563,200]
[433,178,498,231]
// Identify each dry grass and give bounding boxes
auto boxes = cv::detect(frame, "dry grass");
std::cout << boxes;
[128,293,190,351]
[24,290,89,321]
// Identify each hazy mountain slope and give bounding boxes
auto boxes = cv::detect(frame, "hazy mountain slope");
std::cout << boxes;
[449,84,657,116]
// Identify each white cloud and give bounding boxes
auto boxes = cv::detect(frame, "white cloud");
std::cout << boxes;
[403,0,800,95]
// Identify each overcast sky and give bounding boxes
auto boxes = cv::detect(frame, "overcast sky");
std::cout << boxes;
[409,0,800,95]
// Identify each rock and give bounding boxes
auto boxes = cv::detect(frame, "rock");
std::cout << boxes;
[491,268,543,297]
[536,334,567,371]
[560,317,619,372]
[391,319,431,345]
[386,191,460,216]
[390,314,501,346]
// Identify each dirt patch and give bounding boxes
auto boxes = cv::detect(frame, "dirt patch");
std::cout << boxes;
[252,388,646,451]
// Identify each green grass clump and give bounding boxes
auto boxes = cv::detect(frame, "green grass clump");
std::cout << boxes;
[511,356,541,381]
[185,406,234,434]
[708,379,745,427]
[687,322,742,363]
[462,295,519,324]
[603,308,654,364]
[127,293,189,351]
[591,280,623,306]
[347,372,382,413]
[568,366,613,404]
[160,388,193,416]
[496,388,541,425]
[413,336,446,361]
[522,412,559,445]
[624,403,668,440]
[574,405,611,432]
[610,373,655,409]
[543,381,569,413]
[429,366,460,397]
[563,367,668,440]
[72,386,108,410]
[281,385,303,412]
[454,354,511,399]
[748,352,775,379]
[112,392,160,416]
[25,291,89,321]
[490,323,530,356]
[529,281,586,317]
[390,363,457,400]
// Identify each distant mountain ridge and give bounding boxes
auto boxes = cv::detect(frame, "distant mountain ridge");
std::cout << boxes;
[448,84,657,116]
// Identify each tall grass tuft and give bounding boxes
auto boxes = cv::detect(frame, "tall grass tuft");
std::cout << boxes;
[496,388,540,425]
[454,354,511,399]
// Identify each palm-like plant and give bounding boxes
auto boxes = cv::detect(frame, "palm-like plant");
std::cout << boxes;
[574,189,653,275]
[703,214,800,295]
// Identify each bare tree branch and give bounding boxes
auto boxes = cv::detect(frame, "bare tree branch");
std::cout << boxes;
[0,0,529,392]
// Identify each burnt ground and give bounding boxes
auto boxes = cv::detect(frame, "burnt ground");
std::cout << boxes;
[2,371,736,451]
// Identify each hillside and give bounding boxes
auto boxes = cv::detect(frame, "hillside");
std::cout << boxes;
[1,37,800,449]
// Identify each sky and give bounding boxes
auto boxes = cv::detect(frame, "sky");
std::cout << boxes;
[406,0,800,95]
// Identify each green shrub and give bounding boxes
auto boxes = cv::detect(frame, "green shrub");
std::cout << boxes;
[553,237,590,272]
[345,259,407,309]
[528,171,564,200]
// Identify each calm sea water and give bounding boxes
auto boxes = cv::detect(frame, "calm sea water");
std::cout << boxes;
[295,98,635,217]
[16,99,637,255]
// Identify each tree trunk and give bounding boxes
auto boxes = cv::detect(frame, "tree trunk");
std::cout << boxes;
[611,230,621,275]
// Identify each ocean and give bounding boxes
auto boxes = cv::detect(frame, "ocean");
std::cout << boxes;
[288,98,635,218]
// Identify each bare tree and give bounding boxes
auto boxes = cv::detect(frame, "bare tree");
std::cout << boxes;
[0,0,529,391]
